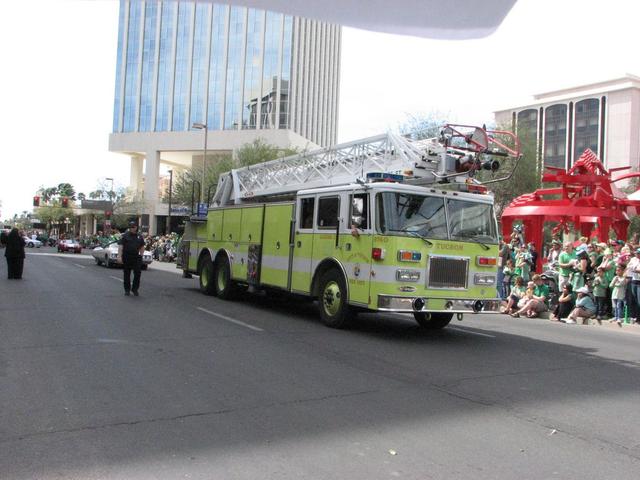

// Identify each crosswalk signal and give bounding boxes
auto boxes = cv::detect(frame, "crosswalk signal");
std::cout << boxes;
[33,196,40,207]
[62,197,69,208]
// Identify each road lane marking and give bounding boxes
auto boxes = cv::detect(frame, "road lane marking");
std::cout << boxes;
[449,327,495,338]
[109,276,123,282]
[196,307,264,332]
[73,263,86,269]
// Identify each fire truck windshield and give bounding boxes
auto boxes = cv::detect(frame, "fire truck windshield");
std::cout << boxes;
[376,192,498,243]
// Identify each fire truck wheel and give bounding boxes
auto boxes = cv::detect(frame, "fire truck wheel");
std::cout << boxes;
[198,256,216,296]
[318,269,351,329]
[214,256,239,300]
[413,312,453,330]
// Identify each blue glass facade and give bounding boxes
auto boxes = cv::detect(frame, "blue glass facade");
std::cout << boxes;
[112,1,339,147]
[189,3,212,130]
[171,2,194,131]
[242,10,264,129]
[224,6,245,130]
[113,0,126,132]
[122,1,142,132]
[207,4,227,130]
[155,1,177,132]
[139,1,158,132]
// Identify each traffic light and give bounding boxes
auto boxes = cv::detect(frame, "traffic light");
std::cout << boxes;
[33,196,40,207]
[61,197,69,208]
[105,210,112,219]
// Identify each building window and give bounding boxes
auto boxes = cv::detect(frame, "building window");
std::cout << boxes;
[207,4,227,130]
[139,1,159,132]
[171,2,195,131]
[189,2,212,129]
[242,10,264,129]
[260,11,283,129]
[113,0,127,133]
[123,1,142,132]
[574,98,599,160]
[517,109,538,144]
[155,1,177,132]
[544,104,568,169]
[279,16,293,129]
[224,6,246,130]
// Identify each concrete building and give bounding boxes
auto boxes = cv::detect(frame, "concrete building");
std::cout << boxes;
[494,74,640,175]
[109,1,341,234]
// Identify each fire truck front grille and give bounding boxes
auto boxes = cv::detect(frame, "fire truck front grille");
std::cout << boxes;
[427,256,468,289]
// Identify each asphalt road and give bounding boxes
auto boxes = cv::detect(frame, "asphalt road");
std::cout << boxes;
[1,248,639,479]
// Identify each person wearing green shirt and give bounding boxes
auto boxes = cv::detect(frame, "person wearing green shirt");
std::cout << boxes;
[557,242,576,288]
[511,274,549,318]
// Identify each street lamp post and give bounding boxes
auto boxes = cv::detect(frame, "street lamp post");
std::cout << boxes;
[191,123,208,205]
[167,169,173,235]
[105,177,114,235]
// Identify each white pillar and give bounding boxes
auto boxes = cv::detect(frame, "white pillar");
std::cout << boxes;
[145,150,161,235]
[130,155,144,193]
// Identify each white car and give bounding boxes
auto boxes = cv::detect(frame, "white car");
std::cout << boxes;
[23,237,42,248]
[91,240,153,269]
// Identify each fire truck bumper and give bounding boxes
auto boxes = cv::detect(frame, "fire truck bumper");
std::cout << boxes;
[376,295,502,314]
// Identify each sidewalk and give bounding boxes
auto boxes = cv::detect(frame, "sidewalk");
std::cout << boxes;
[536,310,640,335]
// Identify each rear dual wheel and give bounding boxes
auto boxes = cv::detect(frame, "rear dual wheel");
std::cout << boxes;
[199,256,216,296]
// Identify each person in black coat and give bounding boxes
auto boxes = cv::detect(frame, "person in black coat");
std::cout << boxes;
[117,222,145,296]
[4,228,26,279]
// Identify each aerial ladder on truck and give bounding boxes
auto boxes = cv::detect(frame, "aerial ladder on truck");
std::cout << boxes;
[180,124,522,330]
[204,124,521,210]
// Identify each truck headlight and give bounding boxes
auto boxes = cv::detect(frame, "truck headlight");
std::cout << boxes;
[474,273,496,285]
[396,269,420,282]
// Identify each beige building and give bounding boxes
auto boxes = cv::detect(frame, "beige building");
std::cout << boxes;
[494,74,640,174]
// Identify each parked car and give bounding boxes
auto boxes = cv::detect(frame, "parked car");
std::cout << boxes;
[23,237,42,248]
[91,240,153,269]
[58,239,82,254]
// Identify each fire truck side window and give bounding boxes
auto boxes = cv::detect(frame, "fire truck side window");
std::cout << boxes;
[350,194,368,229]
[300,197,315,229]
[317,197,340,228]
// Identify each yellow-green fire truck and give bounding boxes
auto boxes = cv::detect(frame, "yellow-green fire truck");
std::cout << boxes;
[178,124,521,329]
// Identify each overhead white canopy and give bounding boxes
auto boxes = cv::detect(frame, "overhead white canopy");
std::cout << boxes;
[209,0,518,39]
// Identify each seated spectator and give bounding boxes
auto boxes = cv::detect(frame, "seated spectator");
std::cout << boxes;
[564,286,597,324]
[511,274,549,318]
[550,284,574,321]
[502,276,525,314]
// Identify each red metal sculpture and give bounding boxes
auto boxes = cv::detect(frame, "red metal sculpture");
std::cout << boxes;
[501,149,640,271]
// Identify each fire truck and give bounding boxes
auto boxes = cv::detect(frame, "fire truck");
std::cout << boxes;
[178,124,521,329]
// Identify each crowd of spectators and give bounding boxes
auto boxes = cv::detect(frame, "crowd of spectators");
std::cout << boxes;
[499,228,640,327]
[11,229,182,264]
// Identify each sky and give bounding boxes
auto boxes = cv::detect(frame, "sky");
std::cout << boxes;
[1,0,639,220]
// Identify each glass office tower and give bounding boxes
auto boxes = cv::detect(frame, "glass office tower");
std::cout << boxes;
[112,0,341,147]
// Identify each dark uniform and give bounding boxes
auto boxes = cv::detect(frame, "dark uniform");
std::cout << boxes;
[118,227,145,295]
[3,228,25,279]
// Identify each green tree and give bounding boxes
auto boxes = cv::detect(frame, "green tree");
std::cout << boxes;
[56,183,76,200]
[166,139,298,206]
[36,203,75,233]
[476,125,541,215]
